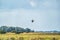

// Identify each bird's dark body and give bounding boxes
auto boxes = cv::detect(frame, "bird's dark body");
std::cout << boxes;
[32,20,34,23]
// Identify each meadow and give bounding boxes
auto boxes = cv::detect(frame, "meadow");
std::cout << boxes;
[0,32,60,40]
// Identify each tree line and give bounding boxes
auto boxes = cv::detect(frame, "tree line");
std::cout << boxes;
[0,26,34,34]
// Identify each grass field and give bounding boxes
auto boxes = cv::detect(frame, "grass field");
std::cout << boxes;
[0,32,60,40]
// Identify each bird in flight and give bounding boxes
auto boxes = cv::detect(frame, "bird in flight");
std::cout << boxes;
[32,20,34,23]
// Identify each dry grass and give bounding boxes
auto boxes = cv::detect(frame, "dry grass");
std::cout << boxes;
[0,32,60,40]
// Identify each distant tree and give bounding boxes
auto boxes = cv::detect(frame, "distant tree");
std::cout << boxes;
[53,30,57,33]
[15,27,25,34]
[25,28,31,33]
[11,30,16,33]
[7,27,15,32]
[0,30,6,34]
[0,26,8,33]
[31,30,34,32]
[0,26,34,34]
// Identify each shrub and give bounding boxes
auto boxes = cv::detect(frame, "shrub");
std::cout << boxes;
[10,37,15,40]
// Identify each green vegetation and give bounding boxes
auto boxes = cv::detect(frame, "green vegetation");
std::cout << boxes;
[0,26,60,40]
[0,26,34,34]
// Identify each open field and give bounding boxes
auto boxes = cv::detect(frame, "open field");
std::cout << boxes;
[0,32,60,40]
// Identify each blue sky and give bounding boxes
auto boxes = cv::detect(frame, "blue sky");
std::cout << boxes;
[0,0,60,31]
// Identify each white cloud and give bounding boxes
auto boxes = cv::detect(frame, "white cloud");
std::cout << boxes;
[29,0,38,7]
[28,0,57,9]
[30,1,36,7]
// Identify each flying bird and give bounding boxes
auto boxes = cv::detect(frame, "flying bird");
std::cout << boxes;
[32,20,34,23]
